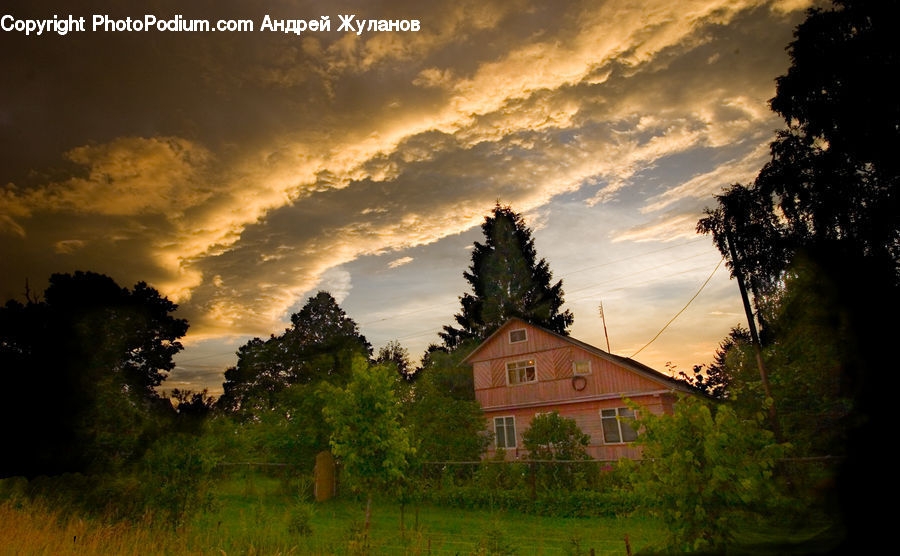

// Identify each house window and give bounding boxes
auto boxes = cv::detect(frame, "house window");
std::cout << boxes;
[494,416,516,449]
[506,359,537,385]
[573,360,591,375]
[601,407,638,443]
[509,329,527,343]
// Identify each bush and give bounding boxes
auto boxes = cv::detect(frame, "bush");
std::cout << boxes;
[287,501,315,536]
[472,521,517,555]
[140,434,220,530]
[15,473,149,522]
[626,396,789,552]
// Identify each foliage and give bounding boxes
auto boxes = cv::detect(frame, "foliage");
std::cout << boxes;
[694,6,898,544]
[680,255,855,458]
[627,396,789,552]
[699,1,900,304]
[406,341,490,463]
[207,379,335,471]
[423,484,637,518]
[169,389,216,434]
[472,521,517,555]
[708,259,854,457]
[140,434,220,530]
[522,412,593,490]
[677,327,751,399]
[376,339,413,380]
[0,271,187,476]
[441,204,573,348]
[217,291,371,418]
[522,412,590,461]
[287,500,315,536]
[322,357,414,498]
[766,0,899,272]
[472,449,527,491]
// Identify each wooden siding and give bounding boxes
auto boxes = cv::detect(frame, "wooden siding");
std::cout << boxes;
[468,324,570,363]
[472,322,671,410]
[483,394,674,461]
[468,319,688,462]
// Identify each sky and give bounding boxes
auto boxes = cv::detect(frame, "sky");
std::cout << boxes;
[0,0,815,394]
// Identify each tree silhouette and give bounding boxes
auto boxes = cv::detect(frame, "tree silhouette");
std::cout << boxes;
[0,271,187,476]
[440,204,573,348]
[375,339,413,380]
[695,2,899,548]
[700,0,900,291]
[678,327,752,400]
[218,291,371,417]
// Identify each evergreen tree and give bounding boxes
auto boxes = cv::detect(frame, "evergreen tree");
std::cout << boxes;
[440,204,573,348]
[678,326,752,400]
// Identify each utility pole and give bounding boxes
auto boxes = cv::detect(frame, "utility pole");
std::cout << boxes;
[723,220,782,442]
[598,301,611,353]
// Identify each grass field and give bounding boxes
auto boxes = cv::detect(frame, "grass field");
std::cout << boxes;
[1,471,839,555]
[2,471,665,555]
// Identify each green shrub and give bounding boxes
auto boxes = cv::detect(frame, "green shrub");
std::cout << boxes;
[287,501,315,536]
[472,521,517,555]
[625,396,789,552]
[140,434,220,530]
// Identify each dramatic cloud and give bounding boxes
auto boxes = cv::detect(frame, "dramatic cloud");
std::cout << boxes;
[0,0,811,391]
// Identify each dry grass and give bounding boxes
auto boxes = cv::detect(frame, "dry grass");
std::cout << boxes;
[0,501,179,556]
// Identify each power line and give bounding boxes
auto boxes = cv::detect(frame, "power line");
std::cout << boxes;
[562,251,713,298]
[629,257,724,358]
[173,240,715,365]
[560,237,705,276]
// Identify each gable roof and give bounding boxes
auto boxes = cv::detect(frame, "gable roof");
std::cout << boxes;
[462,317,699,395]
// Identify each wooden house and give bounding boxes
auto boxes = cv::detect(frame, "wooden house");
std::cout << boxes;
[462,318,697,460]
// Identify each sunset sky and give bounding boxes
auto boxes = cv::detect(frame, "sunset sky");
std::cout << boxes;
[0,0,814,394]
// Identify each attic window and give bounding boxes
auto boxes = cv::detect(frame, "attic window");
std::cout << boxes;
[507,359,537,384]
[573,361,591,375]
[509,329,527,343]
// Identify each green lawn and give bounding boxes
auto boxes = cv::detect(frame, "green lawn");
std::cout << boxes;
[188,472,665,555]
[1,471,840,555]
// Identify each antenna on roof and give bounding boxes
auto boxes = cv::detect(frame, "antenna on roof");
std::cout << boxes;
[598,301,611,353]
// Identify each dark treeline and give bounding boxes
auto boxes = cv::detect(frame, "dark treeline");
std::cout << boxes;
[0,271,189,477]
[681,0,899,551]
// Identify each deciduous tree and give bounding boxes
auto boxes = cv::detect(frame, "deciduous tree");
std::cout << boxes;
[218,291,371,417]
[0,271,187,476]
[406,342,489,462]
[321,357,414,534]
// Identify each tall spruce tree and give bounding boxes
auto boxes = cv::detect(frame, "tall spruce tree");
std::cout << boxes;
[440,204,573,349]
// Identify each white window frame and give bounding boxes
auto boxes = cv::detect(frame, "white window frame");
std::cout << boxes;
[494,415,517,449]
[600,407,638,444]
[508,328,527,343]
[572,360,592,375]
[505,359,537,385]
